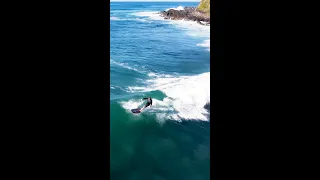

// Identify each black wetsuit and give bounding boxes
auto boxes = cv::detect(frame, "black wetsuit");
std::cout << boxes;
[142,97,152,108]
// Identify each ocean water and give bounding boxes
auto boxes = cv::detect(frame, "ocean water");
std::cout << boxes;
[110,2,210,180]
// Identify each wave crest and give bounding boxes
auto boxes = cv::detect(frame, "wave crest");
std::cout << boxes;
[122,72,210,121]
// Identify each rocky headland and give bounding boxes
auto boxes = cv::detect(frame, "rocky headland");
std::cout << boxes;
[159,0,210,26]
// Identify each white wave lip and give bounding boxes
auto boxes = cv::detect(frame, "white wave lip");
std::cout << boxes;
[124,72,210,121]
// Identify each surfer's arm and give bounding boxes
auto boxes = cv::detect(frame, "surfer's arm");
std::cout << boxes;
[142,98,148,100]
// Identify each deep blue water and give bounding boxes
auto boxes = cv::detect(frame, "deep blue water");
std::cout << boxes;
[110,2,210,180]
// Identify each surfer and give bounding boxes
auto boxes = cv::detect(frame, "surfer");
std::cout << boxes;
[140,97,152,112]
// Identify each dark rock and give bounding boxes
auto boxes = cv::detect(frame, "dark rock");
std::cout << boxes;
[159,7,210,25]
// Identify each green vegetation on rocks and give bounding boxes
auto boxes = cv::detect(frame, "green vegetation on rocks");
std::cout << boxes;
[197,0,210,15]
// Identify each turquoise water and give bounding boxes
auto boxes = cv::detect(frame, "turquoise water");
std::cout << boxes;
[110,2,210,180]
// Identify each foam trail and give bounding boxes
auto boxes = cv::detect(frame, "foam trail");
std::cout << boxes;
[124,72,210,121]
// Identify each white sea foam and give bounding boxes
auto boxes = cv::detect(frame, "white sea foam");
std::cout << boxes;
[197,39,210,51]
[110,59,141,73]
[168,20,210,38]
[131,11,210,51]
[122,72,210,121]
[165,6,185,11]
[110,85,127,92]
[131,11,164,21]
[120,99,143,112]
[110,16,120,20]
[110,16,152,23]
[111,59,169,77]
[147,72,173,78]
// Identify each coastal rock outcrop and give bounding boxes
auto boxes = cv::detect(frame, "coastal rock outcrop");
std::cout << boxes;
[159,0,210,25]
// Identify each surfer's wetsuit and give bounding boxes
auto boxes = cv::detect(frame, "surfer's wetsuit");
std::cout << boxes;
[142,97,152,109]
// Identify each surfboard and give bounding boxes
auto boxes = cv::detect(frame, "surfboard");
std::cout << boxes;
[131,108,141,114]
